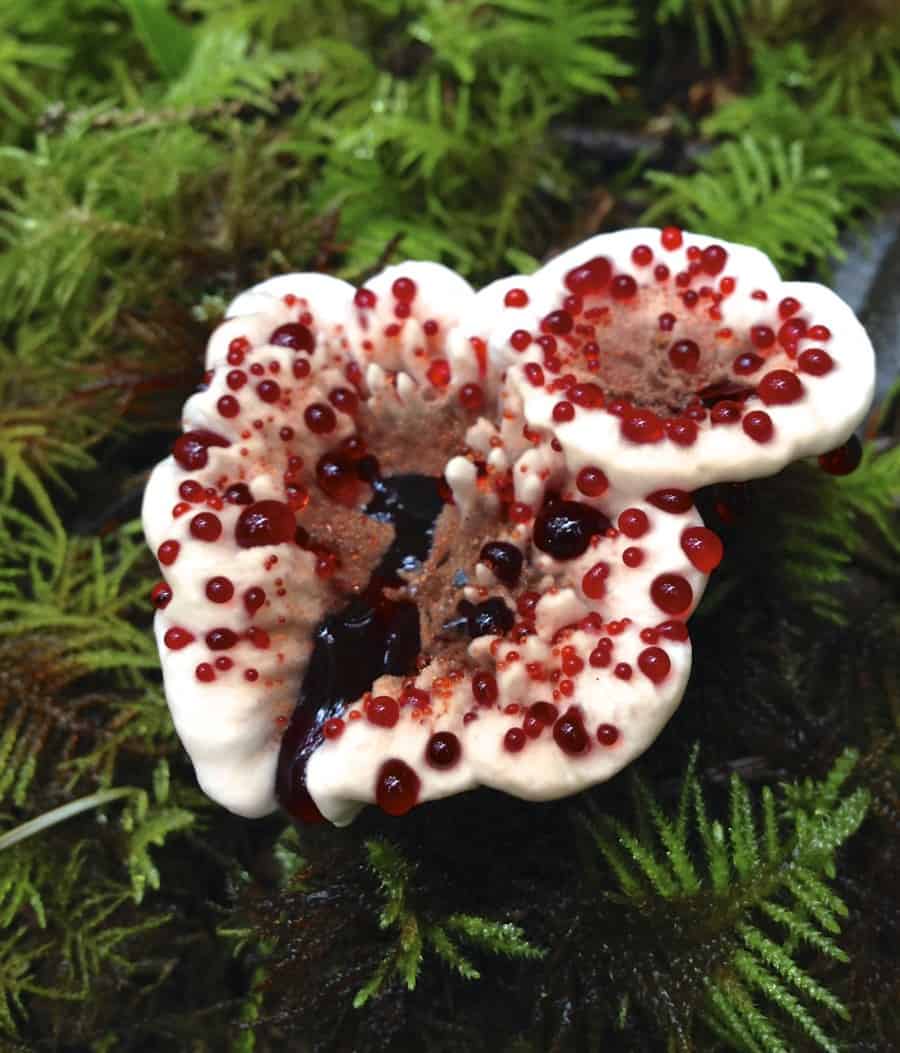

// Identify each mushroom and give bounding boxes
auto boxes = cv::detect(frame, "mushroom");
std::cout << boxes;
[143,227,875,825]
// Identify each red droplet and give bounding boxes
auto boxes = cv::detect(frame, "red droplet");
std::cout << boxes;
[807,325,831,341]
[367,695,400,728]
[235,500,295,547]
[164,627,194,650]
[614,662,632,680]
[819,435,862,476]
[472,671,498,705]
[504,727,526,753]
[618,508,649,538]
[224,482,253,505]
[632,245,653,266]
[750,325,775,350]
[582,562,609,600]
[742,410,774,443]
[798,348,833,376]
[597,723,619,746]
[206,627,238,651]
[157,540,180,566]
[426,359,451,388]
[354,288,376,309]
[151,582,172,609]
[611,275,638,300]
[711,400,742,425]
[316,454,360,505]
[304,403,337,434]
[217,395,240,418]
[778,296,801,319]
[206,576,235,603]
[392,276,417,302]
[376,759,421,816]
[622,409,664,444]
[195,663,215,683]
[256,380,280,403]
[190,512,222,542]
[680,527,723,573]
[542,310,573,335]
[701,245,728,275]
[510,329,532,352]
[661,227,683,250]
[553,400,575,423]
[505,288,529,308]
[270,323,314,352]
[651,574,693,615]
[758,370,804,405]
[569,382,604,408]
[564,257,612,295]
[459,383,484,411]
[227,369,247,391]
[553,708,589,755]
[329,387,358,415]
[173,430,230,471]
[669,339,700,372]
[293,358,311,380]
[227,337,249,364]
[576,466,608,497]
[524,362,544,386]
[623,546,643,567]
[734,352,764,375]
[647,489,693,514]
[425,732,461,769]
[665,418,698,446]
[243,587,266,615]
[658,619,689,642]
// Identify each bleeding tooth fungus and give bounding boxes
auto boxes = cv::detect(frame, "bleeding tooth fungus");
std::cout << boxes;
[143,228,875,825]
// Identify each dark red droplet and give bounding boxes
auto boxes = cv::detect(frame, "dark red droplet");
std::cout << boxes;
[368,696,400,728]
[596,723,619,746]
[164,627,194,650]
[638,647,671,683]
[618,508,649,538]
[680,527,724,573]
[479,541,523,586]
[472,671,498,705]
[668,339,700,372]
[651,574,693,615]
[758,370,804,405]
[742,410,774,443]
[224,482,253,505]
[354,288,376,309]
[173,430,230,471]
[734,352,764,375]
[157,540,180,566]
[376,759,421,816]
[190,512,222,542]
[611,275,638,300]
[392,277,417,302]
[632,245,653,266]
[257,379,281,403]
[304,403,336,434]
[235,500,295,547]
[206,576,235,603]
[459,383,484,412]
[798,348,833,376]
[316,454,360,505]
[818,435,862,476]
[622,409,664,444]
[647,489,693,514]
[270,323,314,352]
[701,245,727,275]
[533,497,611,560]
[504,727,526,753]
[244,587,266,615]
[564,257,612,294]
[426,732,461,770]
[217,395,240,418]
[553,708,589,755]
[576,466,608,497]
[151,582,172,609]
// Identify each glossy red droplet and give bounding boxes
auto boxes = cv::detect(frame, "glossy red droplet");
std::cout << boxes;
[778,297,801,319]
[661,227,683,250]
[798,348,833,376]
[235,500,295,547]
[426,732,461,770]
[270,323,314,352]
[190,512,222,542]
[758,370,804,405]
[651,574,693,615]
[367,695,400,728]
[657,619,689,642]
[553,400,575,423]
[354,288,376,309]
[618,508,649,539]
[472,671,498,705]
[582,562,609,600]
[164,627,194,650]
[576,466,608,497]
[206,627,238,651]
[157,540,180,566]
[701,244,727,275]
[680,527,724,573]
[172,430,230,471]
[542,310,573,335]
[304,403,337,434]
[665,418,698,446]
[553,708,589,755]
[742,410,774,443]
[195,663,215,683]
[632,245,653,266]
[459,383,484,411]
[504,727,526,753]
[669,339,700,372]
[206,576,235,603]
[151,582,172,609]
[596,723,619,746]
[217,395,240,418]
[647,489,693,514]
[564,256,612,295]
[243,587,266,615]
[392,276,417,302]
[611,275,638,300]
[749,325,775,350]
[622,409,664,444]
[426,359,451,388]
[376,759,421,816]
[504,288,529,308]
[323,717,344,740]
